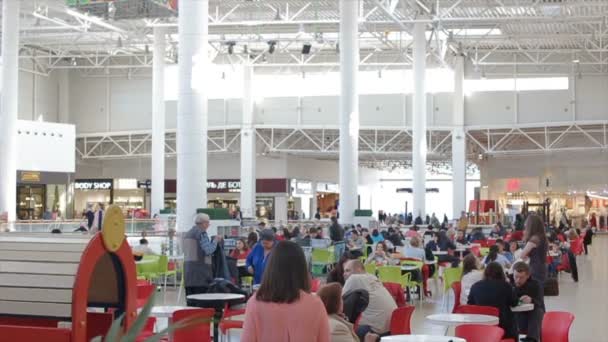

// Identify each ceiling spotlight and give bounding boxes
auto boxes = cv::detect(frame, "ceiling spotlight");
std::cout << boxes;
[268,41,276,54]
[301,43,312,55]
[572,59,580,63]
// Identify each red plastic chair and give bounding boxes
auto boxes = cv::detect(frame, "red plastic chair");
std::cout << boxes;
[451,281,462,313]
[542,311,575,342]
[557,253,571,272]
[389,306,415,335]
[383,282,407,307]
[455,324,505,342]
[311,278,321,292]
[473,240,488,247]
[510,231,524,242]
[172,308,215,342]
[219,303,246,340]
[454,304,499,317]
[470,245,481,257]
[136,284,156,309]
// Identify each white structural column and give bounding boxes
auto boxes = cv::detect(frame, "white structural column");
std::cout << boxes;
[338,0,360,225]
[412,22,427,218]
[0,1,20,221]
[240,65,256,218]
[311,181,318,219]
[452,56,466,219]
[177,0,209,231]
[151,27,166,216]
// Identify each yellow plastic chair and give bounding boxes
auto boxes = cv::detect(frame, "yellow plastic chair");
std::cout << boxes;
[480,247,490,257]
[365,263,377,275]
[377,266,408,288]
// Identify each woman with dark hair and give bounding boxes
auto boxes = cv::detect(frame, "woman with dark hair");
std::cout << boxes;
[361,229,373,245]
[467,262,519,339]
[229,238,251,260]
[460,254,482,305]
[482,245,511,268]
[521,214,549,288]
[242,241,330,342]
[327,252,358,286]
[246,231,258,249]
[365,241,393,265]
[317,282,379,342]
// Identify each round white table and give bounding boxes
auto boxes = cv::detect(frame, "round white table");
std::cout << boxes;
[511,303,534,312]
[135,259,156,265]
[426,313,499,326]
[381,335,465,342]
[432,251,448,256]
[401,265,419,271]
[150,306,197,318]
[425,260,437,265]
[187,293,246,342]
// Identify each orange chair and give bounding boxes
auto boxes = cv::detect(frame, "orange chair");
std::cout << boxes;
[542,311,575,342]
[172,308,215,342]
[451,281,462,313]
[455,324,504,342]
[389,306,415,335]
[454,304,499,317]
[136,284,156,309]
[383,282,407,307]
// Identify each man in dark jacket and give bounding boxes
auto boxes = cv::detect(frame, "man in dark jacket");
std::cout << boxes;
[329,216,345,261]
[513,262,544,342]
[183,213,223,306]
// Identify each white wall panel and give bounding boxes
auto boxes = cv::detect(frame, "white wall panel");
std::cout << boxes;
[405,94,434,126]
[465,92,515,126]
[16,120,75,173]
[18,70,33,120]
[575,76,608,120]
[360,94,404,126]
[110,78,152,131]
[432,93,453,126]
[226,99,243,125]
[518,91,570,124]
[208,99,226,126]
[166,101,177,129]
[255,97,298,125]
[69,74,107,133]
[301,96,338,125]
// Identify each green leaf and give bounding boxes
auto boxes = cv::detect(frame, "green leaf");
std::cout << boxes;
[104,312,125,342]
[122,292,157,341]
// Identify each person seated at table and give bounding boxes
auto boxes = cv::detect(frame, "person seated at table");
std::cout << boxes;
[370,229,384,243]
[365,241,393,266]
[230,238,251,260]
[460,253,483,305]
[469,227,486,242]
[512,262,545,342]
[386,227,404,249]
[247,231,258,249]
[436,231,460,267]
[467,262,519,340]
[402,235,426,260]
[482,245,511,268]
[242,241,330,342]
[310,227,324,240]
[347,230,366,258]
[328,252,359,286]
[455,230,467,245]
[490,222,507,238]
[495,239,514,263]
[547,242,562,276]
[318,282,379,342]
[361,229,374,245]
[509,240,523,261]
[343,260,397,340]
[404,225,419,238]
[246,229,277,285]
[132,238,156,256]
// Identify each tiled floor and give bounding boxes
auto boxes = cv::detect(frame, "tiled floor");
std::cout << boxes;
[159,235,607,341]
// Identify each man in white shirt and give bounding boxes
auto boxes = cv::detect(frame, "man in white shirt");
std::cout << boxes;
[343,259,397,340]
[132,238,156,255]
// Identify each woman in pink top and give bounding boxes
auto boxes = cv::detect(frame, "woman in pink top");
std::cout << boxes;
[242,241,330,342]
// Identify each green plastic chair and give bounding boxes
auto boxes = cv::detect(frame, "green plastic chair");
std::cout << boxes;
[401,260,424,302]
[480,247,490,257]
[442,267,463,293]
[377,266,407,288]
[137,256,161,281]
[311,248,333,276]
[365,263,377,275]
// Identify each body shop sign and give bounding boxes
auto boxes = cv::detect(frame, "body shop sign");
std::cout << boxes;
[74,179,113,190]
[207,179,240,193]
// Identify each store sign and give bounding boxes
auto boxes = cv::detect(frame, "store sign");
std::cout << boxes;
[116,178,138,190]
[20,171,41,183]
[207,179,241,193]
[138,180,152,189]
[74,179,113,190]
[293,180,312,195]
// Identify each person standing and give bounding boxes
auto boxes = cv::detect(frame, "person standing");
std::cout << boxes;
[520,214,549,300]
[246,229,277,285]
[458,211,468,231]
[183,213,223,306]
[512,262,544,342]
[84,205,95,230]
[91,203,105,232]
[330,216,345,261]
[315,207,322,220]
[242,241,330,342]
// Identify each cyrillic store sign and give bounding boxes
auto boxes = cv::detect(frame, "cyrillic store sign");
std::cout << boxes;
[74,179,114,190]
[207,179,241,193]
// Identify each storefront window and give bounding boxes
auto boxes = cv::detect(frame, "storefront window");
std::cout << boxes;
[256,197,275,220]
[17,185,45,220]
